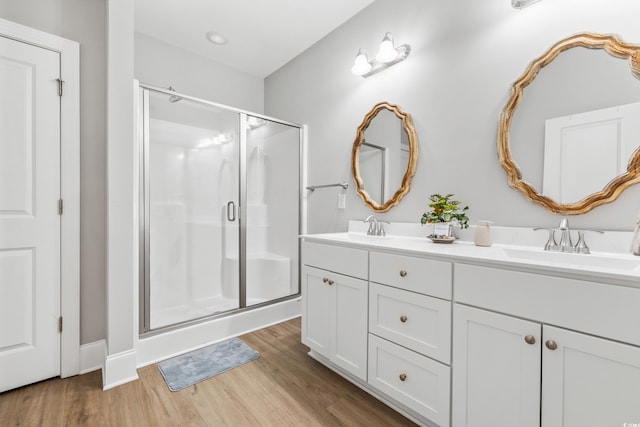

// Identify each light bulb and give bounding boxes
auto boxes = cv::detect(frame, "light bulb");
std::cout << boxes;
[351,49,372,76]
[376,32,399,63]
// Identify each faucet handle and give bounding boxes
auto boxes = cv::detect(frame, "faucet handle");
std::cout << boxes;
[574,229,604,254]
[534,227,558,251]
[376,220,390,236]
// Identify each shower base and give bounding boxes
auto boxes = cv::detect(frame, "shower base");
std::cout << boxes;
[150,295,270,330]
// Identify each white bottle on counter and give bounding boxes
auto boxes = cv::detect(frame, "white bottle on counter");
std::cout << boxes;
[474,220,493,247]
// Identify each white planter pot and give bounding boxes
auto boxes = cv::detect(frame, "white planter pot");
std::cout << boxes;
[433,222,451,237]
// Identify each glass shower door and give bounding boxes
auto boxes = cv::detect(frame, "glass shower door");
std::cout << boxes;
[243,115,301,306]
[143,89,241,330]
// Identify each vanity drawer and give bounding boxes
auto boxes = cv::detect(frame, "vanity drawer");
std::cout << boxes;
[368,334,450,426]
[302,241,368,279]
[370,251,451,299]
[369,283,451,363]
[455,263,640,346]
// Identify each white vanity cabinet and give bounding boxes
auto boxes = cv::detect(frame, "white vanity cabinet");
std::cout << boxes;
[301,239,453,426]
[453,263,640,427]
[367,251,452,427]
[301,242,369,380]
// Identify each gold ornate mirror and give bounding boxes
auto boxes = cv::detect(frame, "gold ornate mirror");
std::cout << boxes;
[352,102,418,212]
[498,33,640,214]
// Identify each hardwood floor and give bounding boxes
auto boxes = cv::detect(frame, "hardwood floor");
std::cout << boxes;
[0,318,416,426]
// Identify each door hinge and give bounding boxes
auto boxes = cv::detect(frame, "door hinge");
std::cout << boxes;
[58,199,63,215]
[56,78,64,96]
[58,316,63,333]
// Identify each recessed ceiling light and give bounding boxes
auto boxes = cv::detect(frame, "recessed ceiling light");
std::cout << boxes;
[205,31,228,45]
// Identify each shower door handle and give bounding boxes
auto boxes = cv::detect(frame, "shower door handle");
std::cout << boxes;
[227,201,237,222]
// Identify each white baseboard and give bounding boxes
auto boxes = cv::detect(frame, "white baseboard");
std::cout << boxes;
[80,298,300,390]
[137,297,301,367]
[79,340,106,374]
[103,348,138,390]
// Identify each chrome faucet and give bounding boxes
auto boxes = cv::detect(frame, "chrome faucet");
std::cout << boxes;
[363,215,389,236]
[534,218,603,254]
[364,215,378,235]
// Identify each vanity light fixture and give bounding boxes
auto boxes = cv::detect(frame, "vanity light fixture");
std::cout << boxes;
[351,32,410,78]
[512,0,542,9]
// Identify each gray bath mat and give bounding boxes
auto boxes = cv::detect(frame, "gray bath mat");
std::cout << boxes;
[158,337,259,391]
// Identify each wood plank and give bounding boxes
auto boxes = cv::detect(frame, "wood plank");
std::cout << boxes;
[0,318,416,426]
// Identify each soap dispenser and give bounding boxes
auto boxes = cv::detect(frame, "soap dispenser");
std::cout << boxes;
[474,220,493,247]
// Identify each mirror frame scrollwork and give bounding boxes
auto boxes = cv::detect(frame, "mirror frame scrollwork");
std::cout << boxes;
[352,101,419,212]
[498,33,640,215]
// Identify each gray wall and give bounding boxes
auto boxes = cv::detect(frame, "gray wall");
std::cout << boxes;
[1,0,107,344]
[265,0,640,233]
[135,33,264,113]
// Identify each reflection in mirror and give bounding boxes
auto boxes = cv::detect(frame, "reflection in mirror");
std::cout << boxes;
[352,102,418,212]
[359,142,386,203]
[499,33,640,214]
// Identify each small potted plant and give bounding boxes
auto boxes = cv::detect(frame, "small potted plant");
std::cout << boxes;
[421,193,470,238]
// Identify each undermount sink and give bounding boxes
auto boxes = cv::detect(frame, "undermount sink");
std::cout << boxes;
[501,247,640,272]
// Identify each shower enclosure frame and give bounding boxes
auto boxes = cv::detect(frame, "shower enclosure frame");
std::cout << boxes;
[138,83,303,335]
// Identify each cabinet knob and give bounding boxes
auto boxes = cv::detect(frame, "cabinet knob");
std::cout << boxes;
[399,270,407,277]
[399,373,407,382]
[400,315,408,323]
[545,340,558,350]
[328,280,334,285]
[322,277,329,283]
[524,335,536,345]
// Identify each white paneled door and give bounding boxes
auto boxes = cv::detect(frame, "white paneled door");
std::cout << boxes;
[0,35,61,392]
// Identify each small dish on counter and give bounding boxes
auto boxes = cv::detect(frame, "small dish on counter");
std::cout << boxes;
[427,234,457,244]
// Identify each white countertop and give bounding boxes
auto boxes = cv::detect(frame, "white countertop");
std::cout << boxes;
[302,223,640,286]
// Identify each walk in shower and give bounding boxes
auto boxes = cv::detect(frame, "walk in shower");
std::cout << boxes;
[138,85,301,333]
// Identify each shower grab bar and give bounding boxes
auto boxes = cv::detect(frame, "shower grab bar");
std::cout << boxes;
[306,182,349,192]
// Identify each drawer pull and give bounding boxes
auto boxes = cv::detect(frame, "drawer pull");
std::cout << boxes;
[399,270,407,277]
[399,373,407,382]
[400,315,408,323]
[524,335,536,345]
[545,340,558,351]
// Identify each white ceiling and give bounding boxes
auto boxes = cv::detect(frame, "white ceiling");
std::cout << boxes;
[134,0,375,78]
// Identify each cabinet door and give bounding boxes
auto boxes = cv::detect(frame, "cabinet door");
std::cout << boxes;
[332,272,368,381]
[542,325,640,427]
[452,304,541,427]
[301,266,332,357]
[302,265,368,381]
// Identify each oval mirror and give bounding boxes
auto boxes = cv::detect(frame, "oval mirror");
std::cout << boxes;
[352,102,418,212]
[498,33,640,214]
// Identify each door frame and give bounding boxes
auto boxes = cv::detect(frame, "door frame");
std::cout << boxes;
[0,18,80,378]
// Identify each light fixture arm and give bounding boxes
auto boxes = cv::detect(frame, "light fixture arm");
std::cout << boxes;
[360,44,410,78]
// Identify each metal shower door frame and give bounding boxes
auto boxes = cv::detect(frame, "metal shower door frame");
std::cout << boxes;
[138,83,302,334]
